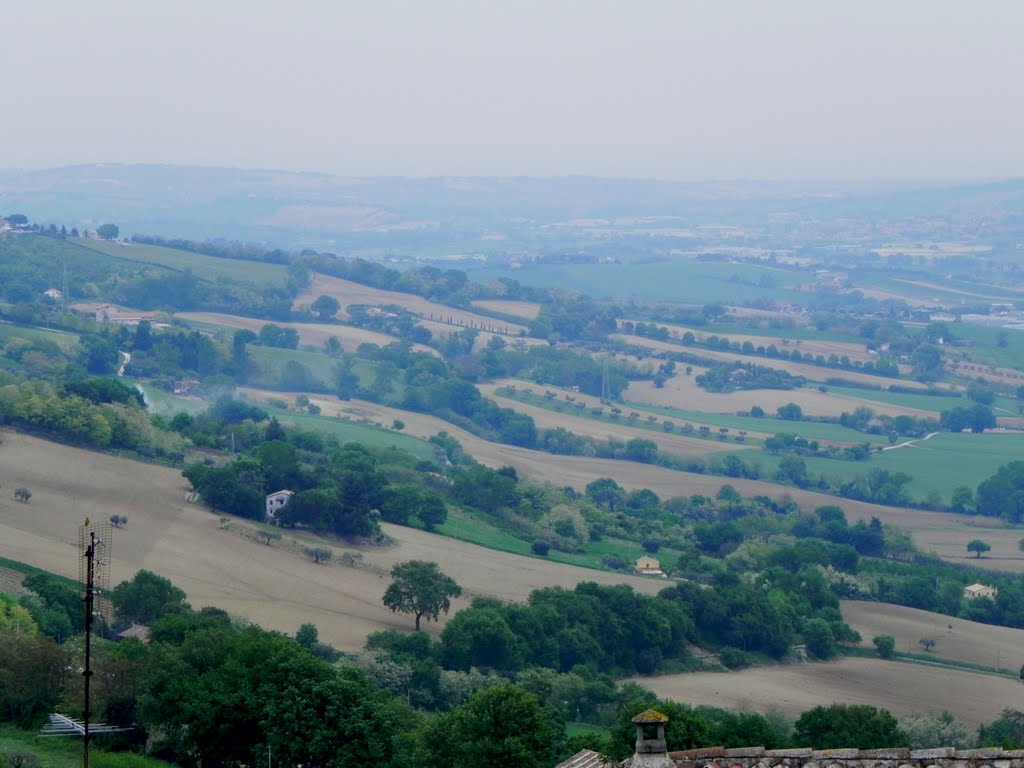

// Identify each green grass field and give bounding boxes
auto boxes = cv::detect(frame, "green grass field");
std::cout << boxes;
[822,384,964,414]
[0,725,174,768]
[248,346,387,392]
[75,239,287,286]
[470,261,806,304]
[856,271,1023,305]
[632,319,864,345]
[623,401,891,444]
[0,322,80,350]
[498,389,751,454]
[268,408,434,460]
[950,323,1024,371]
[728,431,1024,505]
[133,384,208,416]
[437,506,671,572]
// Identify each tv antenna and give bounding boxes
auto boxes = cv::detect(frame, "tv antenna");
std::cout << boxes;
[41,521,130,763]
[600,355,612,405]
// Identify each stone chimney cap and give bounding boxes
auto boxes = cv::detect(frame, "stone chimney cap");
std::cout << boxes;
[632,709,670,724]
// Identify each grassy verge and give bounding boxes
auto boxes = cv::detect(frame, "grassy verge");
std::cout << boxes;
[622,400,890,444]
[267,409,435,460]
[75,239,286,286]
[0,725,174,768]
[436,506,673,573]
[497,388,755,453]
[0,323,80,350]
[843,646,1019,679]
[0,557,76,587]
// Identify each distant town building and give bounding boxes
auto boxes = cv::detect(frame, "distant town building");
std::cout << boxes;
[116,623,151,643]
[963,583,998,600]
[265,489,294,520]
[634,556,666,577]
[94,304,156,326]
[43,288,63,300]
[173,380,201,395]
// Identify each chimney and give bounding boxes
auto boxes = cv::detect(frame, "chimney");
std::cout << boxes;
[623,709,675,768]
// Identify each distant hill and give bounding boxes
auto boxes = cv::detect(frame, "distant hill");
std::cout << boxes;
[2,163,1022,249]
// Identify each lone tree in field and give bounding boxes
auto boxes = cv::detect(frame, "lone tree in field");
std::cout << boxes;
[257,530,282,546]
[310,294,341,321]
[304,546,332,564]
[382,560,461,631]
[919,637,936,652]
[96,223,119,240]
[967,539,992,558]
[14,487,31,503]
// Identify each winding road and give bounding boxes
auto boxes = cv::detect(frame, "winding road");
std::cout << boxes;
[880,431,939,451]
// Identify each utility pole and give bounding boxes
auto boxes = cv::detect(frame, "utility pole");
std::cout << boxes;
[83,531,97,768]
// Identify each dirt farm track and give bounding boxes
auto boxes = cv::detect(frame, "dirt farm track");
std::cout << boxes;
[0,431,663,650]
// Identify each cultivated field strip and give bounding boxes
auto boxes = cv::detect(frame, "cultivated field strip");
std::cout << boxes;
[176,311,438,356]
[631,656,1020,729]
[613,334,934,390]
[295,274,529,335]
[0,431,662,650]
[235,390,1024,572]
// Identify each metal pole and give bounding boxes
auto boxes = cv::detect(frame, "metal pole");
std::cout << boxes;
[83,532,95,768]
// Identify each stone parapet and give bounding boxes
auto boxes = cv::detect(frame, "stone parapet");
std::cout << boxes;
[659,747,1023,768]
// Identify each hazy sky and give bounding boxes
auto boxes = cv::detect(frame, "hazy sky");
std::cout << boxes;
[5,1,1023,180]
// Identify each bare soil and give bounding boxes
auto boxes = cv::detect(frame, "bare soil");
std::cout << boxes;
[623,320,880,366]
[630,656,1017,729]
[0,431,661,651]
[479,381,760,457]
[296,275,528,335]
[471,299,542,320]
[176,311,437,356]
[236,389,1022,573]
[625,372,934,419]
[612,334,932,390]
[841,600,1024,673]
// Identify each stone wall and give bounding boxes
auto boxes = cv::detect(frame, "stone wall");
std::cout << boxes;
[668,746,1024,768]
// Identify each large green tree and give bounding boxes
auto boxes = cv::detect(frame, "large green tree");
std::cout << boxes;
[111,570,189,624]
[310,294,341,321]
[382,561,462,631]
[96,223,120,240]
[793,703,907,748]
[417,684,556,768]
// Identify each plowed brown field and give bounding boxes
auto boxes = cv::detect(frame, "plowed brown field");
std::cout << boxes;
[0,431,662,651]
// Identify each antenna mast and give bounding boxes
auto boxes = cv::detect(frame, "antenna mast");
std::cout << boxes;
[78,521,112,768]
[601,355,611,405]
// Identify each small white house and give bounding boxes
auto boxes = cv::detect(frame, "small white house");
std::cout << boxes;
[634,555,666,578]
[963,583,998,600]
[265,489,294,520]
[94,304,156,326]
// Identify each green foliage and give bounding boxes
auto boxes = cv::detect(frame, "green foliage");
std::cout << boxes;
[966,539,991,558]
[900,710,973,749]
[310,294,341,321]
[415,684,556,768]
[976,461,1024,522]
[979,709,1024,749]
[802,618,837,659]
[383,561,462,631]
[304,547,332,563]
[111,570,189,624]
[605,699,711,761]
[0,632,69,724]
[96,223,120,240]
[696,363,805,394]
[793,703,908,749]
[872,634,895,659]
[940,404,995,433]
